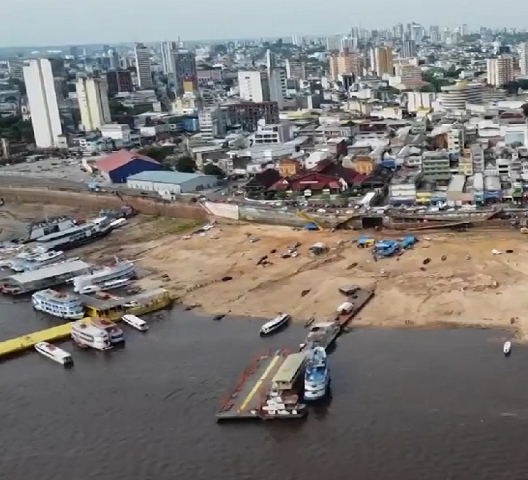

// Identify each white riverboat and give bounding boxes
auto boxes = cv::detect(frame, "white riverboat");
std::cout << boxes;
[90,318,125,344]
[71,321,112,350]
[122,314,149,331]
[11,249,65,272]
[73,259,135,293]
[303,347,330,401]
[34,341,73,366]
[260,313,291,336]
[32,289,85,320]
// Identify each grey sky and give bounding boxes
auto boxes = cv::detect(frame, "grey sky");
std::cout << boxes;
[2,0,527,46]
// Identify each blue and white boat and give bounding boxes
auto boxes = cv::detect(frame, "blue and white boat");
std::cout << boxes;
[303,347,330,401]
[32,289,85,320]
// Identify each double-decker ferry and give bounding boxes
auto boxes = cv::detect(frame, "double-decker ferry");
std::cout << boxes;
[32,289,85,320]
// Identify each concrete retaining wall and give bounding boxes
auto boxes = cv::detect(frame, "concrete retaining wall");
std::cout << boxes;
[0,187,208,220]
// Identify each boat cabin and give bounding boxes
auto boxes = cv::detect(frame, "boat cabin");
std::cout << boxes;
[271,352,306,391]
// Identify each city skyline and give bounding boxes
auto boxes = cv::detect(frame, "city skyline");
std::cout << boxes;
[3,0,528,47]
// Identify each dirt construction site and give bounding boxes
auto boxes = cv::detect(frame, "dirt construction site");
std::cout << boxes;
[2,201,528,338]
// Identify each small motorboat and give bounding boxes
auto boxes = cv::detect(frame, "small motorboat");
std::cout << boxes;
[503,341,512,356]
[260,313,291,336]
[121,314,148,332]
[78,285,100,295]
[34,341,73,367]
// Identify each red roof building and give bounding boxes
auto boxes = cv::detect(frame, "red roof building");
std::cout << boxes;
[96,150,162,183]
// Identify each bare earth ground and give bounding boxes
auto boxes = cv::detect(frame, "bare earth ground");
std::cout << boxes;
[2,203,528,338]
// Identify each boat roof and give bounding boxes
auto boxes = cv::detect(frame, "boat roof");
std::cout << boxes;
[79,288,168,310]
[71,320,106,335]
[8,260,92,284]
[34,289,78,301]
[271,352,306,385]
[310,321,336,330]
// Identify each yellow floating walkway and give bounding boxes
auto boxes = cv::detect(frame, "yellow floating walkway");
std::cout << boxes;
[0,323,72,358]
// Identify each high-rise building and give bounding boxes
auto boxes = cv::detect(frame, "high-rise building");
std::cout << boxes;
[269,68,287,108]
[106,69,133,95]
[401,40,416,58]
[265,48,275,69]
[238,71,270,102]
[328,49,364,80]
[173,50,197,94]
[76,76,112,131]
[134,43,153,88]
[520,42,528,76]
[160,41,177,75]
[23,59,63,148]
[371,46,393,76]
[108,49,120,70]
[285,59,306,80]
[429,25,441,43]
[487,56,514,87]
[8,57,25,81]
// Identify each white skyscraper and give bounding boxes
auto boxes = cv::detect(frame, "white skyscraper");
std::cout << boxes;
[160,41,176,75]
[269,68,287,108]
[520,42,528,76]
[23,59,62,148]
[76,77,112,132]
[238,71,270,102]
[134,43,153,88]
[487,56,514,87]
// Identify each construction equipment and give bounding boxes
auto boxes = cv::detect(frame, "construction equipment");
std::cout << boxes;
[356,236,375,248]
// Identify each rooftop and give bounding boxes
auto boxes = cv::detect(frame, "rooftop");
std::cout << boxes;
[127,170,214,184]
[96,149,160,173]
[9,260,92,285]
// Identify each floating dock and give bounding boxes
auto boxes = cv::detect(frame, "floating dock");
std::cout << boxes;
[0,289,173,360]
[0,324,72,358]
[334,287,375,327]
[217,349,296,421]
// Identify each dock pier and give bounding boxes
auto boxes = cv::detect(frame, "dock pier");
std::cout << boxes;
[216,349,293,421]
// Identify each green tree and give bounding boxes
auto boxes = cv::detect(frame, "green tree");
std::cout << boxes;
[176,156,197,173]
[203,163,225,177]
[139,146,171,162]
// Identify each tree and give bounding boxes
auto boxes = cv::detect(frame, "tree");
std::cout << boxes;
[203,163,225,178]
[139,146,170,162]
[176,156,197,173]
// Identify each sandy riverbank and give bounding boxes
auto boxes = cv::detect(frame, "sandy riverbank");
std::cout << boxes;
[2,203,528,338]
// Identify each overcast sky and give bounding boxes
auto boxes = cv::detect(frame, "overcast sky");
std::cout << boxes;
[2,0,528,46]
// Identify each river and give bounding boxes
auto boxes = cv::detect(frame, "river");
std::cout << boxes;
[1,301,527,480]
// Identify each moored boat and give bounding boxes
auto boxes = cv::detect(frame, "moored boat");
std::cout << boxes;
[73,259,135,293]
[71,320,112,350]
[32,289,85,320]
[303,346,330,401]
[260,313,291,336]
[122,314,148,331]
[300,321,341,352]
[90,317,125,344]
[34,341,73,366]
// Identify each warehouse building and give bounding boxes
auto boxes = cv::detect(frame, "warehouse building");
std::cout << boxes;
[126,171,218,194]
[96,149,162,183]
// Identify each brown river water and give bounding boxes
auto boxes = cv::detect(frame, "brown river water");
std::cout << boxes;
[1,301,528,480]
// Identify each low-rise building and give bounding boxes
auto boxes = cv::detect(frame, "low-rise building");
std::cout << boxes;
[422,150,451,181]
[126,171,217,194]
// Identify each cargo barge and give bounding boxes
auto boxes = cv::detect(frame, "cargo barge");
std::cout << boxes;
[217,349,307,422]
[0,260,93,295]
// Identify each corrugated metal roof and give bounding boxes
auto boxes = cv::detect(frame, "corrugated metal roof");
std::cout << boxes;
[271,353,306,385]
[96,150,160,172]
[9,260,92,284]
[127,171,214,184]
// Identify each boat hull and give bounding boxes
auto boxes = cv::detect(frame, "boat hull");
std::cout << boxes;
[45,226,113,251]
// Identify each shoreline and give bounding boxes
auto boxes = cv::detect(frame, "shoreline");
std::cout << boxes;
[1,201,527,341]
